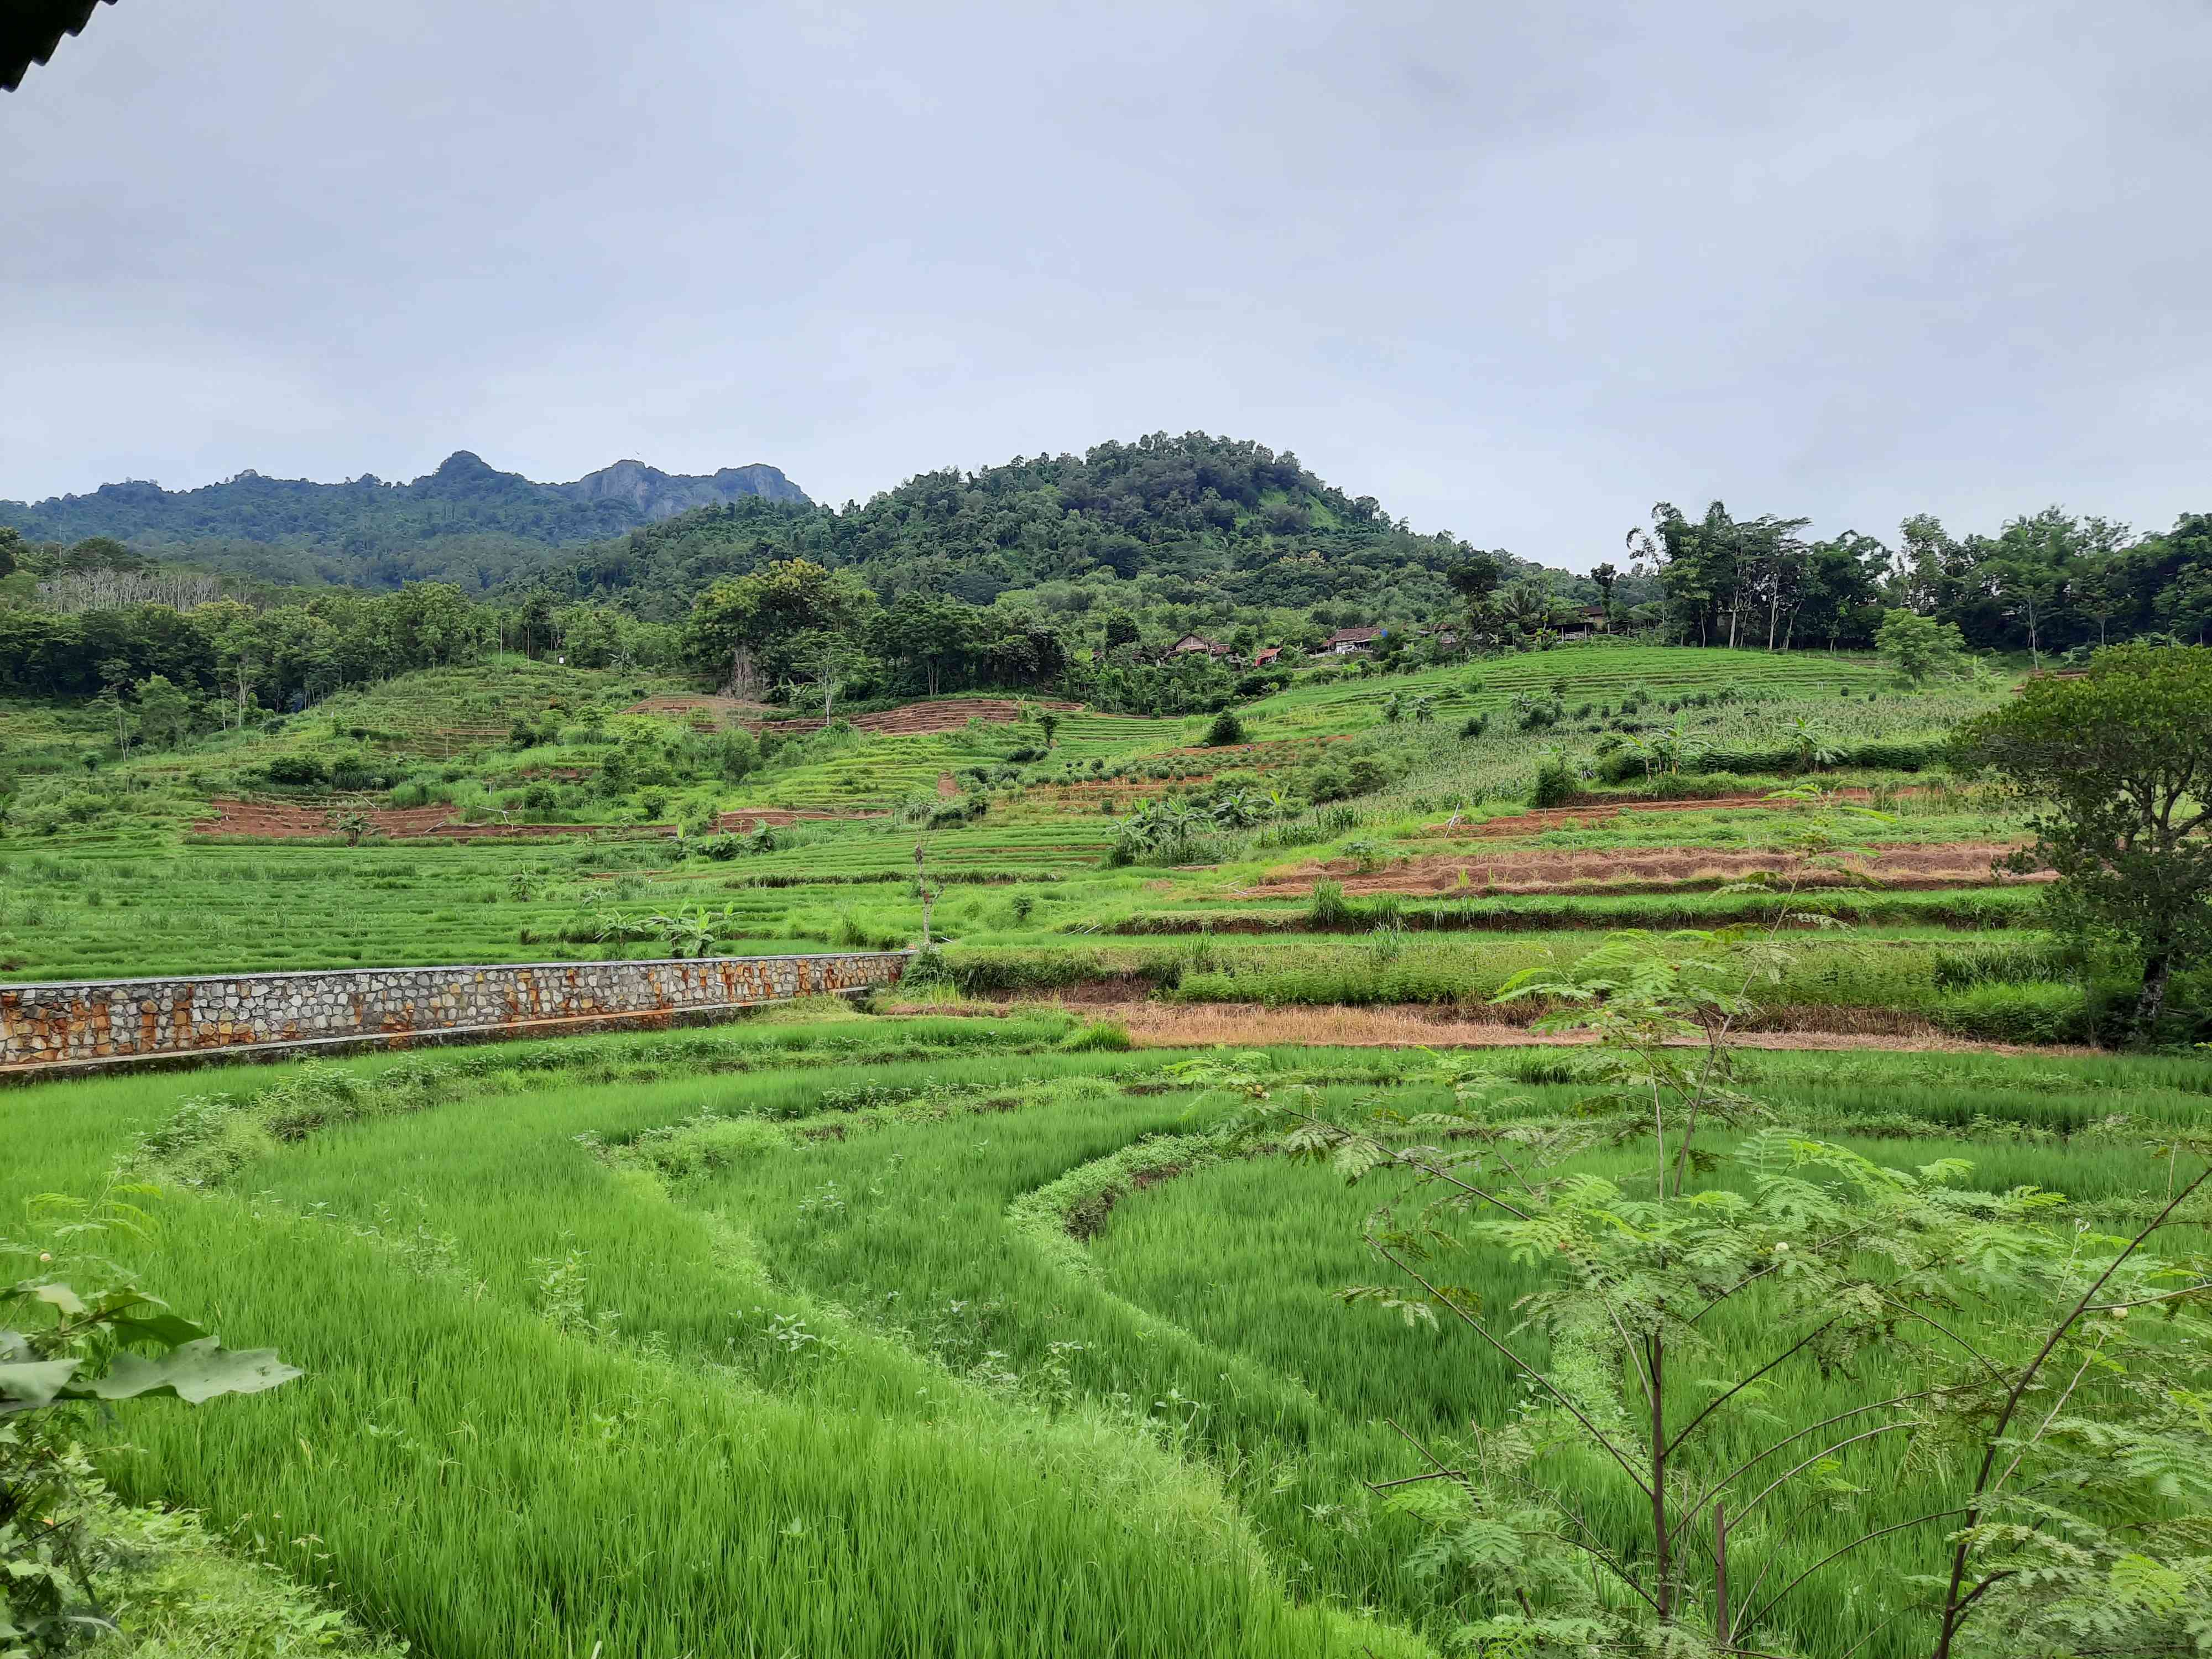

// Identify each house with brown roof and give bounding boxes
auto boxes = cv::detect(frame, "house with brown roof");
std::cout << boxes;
[1251,645,1282,668]
[1170,633,1241,664]
[1322,626,1384,655]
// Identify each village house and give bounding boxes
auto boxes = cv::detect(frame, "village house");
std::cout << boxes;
[1558,606,1609,641]
[1250,645,1282,668]
[1321,625,1383,655]
[1168,633,1241,665]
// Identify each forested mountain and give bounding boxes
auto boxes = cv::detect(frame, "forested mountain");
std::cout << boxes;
[0,452,809,592]
[531,432,1595,627]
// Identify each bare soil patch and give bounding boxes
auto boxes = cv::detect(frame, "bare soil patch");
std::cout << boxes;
[1252,842,2038,899]
[192,799,667,842]
[628,695,1082,735]
[633,697,1087,737]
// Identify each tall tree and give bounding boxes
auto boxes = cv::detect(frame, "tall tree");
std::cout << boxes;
[682,558,873,694]
[1961,643,2212,1032]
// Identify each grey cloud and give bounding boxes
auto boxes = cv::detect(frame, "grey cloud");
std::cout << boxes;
[4,1,2207,567]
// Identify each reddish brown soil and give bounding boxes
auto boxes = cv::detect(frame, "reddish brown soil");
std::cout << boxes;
[1250,842,2039,898]
[628,695,1084,736]
[1030,778,1222,805]
[191,799,669,842]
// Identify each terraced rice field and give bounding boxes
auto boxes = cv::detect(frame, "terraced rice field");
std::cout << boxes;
[7,1019,2203,1657]
[1238,644,1902,738]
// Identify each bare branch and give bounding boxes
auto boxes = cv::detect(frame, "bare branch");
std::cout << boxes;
[1666,1320,1835,1454]
[1374,1243,1655,1498]
[1735,1508,1970,1641]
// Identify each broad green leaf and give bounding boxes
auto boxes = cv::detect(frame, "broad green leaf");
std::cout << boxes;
[69,1338,301,1404]
[0,1357,84,1414]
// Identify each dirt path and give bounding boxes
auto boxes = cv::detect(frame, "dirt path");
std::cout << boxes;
[1248,842,2038,899]
[883,995,2101,1057]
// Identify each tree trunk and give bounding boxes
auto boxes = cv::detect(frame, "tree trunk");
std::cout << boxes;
[1714,1502,1730,1649]
[1650,1332,1671,1621]
[2135,950,2172,1036]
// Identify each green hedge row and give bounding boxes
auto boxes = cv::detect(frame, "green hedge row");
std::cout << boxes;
[1597,740,1948,784]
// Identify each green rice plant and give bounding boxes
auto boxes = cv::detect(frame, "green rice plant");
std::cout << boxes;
[1058,1020,1132,1052]
[5,1021,2210,1659]
[1307,879,1352,929]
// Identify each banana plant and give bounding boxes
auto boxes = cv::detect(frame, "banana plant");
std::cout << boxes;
[1782,713,1841,771]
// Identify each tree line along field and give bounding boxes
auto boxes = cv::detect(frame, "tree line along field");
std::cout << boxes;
[5,1016,2206,1658]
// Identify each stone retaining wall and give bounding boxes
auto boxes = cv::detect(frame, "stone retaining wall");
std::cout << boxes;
[1,953,909,1070]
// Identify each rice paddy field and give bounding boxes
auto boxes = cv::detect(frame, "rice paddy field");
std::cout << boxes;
[6,1013,2207,1657]
[4,641,2201,1045]
[5,639,2211,1656]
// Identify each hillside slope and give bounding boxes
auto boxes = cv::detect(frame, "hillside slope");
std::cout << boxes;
[536,430,1595,623]
[1,451,810,592]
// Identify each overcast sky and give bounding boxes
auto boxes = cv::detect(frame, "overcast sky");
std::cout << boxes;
[5,2,2207,570]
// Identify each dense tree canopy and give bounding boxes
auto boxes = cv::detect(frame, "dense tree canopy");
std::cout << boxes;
[532,432,1587,630]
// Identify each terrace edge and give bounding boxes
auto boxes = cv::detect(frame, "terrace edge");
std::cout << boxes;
[0,951,911,1079]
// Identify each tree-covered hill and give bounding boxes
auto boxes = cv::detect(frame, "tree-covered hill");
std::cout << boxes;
[533,431,1593,625]
[0,451,810,592]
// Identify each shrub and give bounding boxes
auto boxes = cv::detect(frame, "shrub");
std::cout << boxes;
[716,731,761,782]
[1459,713,1489,739]
[1204,711,1246,747]
[327,750,379,791]
[264,754,326,787]
[926,798,984,829]
[1344,755,1390,795]
[1305,764,1353,802]
[1531,755,1577,808]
